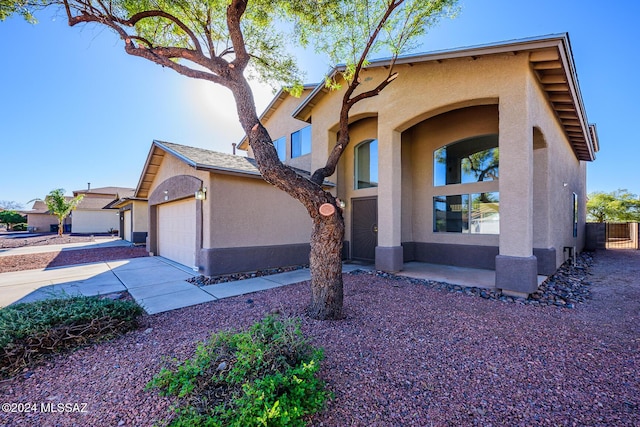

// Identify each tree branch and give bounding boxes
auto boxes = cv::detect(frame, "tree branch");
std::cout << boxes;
[226,0,250,71]
[310,1,404,185]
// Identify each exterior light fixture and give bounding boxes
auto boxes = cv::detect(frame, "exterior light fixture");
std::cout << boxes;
[195,187,207,200]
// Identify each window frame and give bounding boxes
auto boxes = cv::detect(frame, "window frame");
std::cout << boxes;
[354,139,379,190]
[433,192,499,235]
[291,125,311,158]
[272,136,286,161]
[433,134,499,187]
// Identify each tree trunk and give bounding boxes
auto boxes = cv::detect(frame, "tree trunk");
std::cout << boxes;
[308,213,345,319]
[229,77,345,320]
[58,218,63,236]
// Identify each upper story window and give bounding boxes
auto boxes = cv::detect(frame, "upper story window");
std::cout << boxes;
[434,134,499,186]
[273,136,286,161]
[291,125,311,158]
[354,139,378,189]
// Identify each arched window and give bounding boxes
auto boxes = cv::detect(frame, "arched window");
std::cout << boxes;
[434,134,499,186]
[354,139,378,189]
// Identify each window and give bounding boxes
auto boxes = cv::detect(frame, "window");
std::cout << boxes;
[354,139,378,189]
[434,192,499,234]
[291,125,311,158]
[434,134,499,186]
[572,192,578,238]
[434,194,469,233]
[273,136,286,161]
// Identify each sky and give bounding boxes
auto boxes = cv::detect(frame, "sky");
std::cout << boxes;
[1,0,639,208]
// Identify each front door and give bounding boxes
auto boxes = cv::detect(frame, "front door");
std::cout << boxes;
[351,197,378,262]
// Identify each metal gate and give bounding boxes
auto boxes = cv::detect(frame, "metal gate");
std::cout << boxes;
[605,222,639,249]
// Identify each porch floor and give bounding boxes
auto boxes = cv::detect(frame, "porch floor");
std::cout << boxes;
[395,261,547,290]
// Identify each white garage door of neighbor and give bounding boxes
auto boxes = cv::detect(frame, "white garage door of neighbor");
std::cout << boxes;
[158,200,196,268]
[123,210,132,242]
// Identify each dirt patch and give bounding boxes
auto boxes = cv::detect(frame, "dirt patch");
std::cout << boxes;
[0,249,638,426]
[0,247,148,273]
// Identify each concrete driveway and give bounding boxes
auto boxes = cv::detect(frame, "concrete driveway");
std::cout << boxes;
[0,256,366,314]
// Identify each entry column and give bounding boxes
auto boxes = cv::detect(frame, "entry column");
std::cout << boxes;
[375,126,403,271]
[496,91,538,296]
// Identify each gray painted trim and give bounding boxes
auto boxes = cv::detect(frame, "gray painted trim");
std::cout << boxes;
[375,246,404,272]
[132,232,148,245]
[532,247,557,276]
[402,241,556,275]
[495,255,539,294]
[408,242,499,270]
[199,243,311,276]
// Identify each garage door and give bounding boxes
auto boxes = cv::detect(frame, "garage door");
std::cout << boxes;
[157,200,196,268]
[123,210,132,242]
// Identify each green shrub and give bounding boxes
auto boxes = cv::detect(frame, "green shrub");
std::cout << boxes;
[0,296,143,377]
[11,223,27,231]
[147,314,328,427]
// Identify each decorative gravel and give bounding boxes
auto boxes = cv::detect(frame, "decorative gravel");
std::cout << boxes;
[0,247,148,274]
[1,250,638,426]
[0,234,117,249]
[188,264,309,286]
[369,252,594,309]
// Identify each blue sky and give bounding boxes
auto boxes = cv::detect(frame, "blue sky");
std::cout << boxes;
[1,0,638,207]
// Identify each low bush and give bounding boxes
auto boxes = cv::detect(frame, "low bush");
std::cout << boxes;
[147,314,328,427]
[11,223,27,231]
[0,296,143,378]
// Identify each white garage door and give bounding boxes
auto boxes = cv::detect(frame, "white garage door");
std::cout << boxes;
[123,210,132,242]
[158,200,196,268]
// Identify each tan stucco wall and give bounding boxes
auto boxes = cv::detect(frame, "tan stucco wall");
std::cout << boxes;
[152,153,210,190]
[248,89,313,172]
[132,200,149,233]
[208,173,311,248]
[148,153,211,245]
[310,55,527,250]
[400,105,500,246]
[527,74,587,267]
[337,117,378,243]
[72,210,120,233]
[27,213,62,232]
[149,149,311,251]
[305,52,587,264]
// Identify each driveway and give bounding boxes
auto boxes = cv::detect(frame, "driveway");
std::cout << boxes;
[0,255,366,314]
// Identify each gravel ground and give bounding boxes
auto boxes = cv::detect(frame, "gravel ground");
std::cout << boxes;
[1,250,638,426]
[0,247,149,273]
[0,234,147,273]
[0,234,116,249]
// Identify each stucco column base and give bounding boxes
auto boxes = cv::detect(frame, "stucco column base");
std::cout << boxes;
[495,255,538,296]
[375,246,403,272]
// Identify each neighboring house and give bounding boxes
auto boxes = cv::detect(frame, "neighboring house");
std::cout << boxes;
[71,186,135,234]
[233,33,599,296]
[24,199,72,233]
[134,141,316,274]
[108,197,149,244]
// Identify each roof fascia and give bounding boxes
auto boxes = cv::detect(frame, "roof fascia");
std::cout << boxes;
[291,33,571,121]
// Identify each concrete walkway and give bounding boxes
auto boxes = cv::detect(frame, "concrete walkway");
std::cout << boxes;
[0,256,367,314]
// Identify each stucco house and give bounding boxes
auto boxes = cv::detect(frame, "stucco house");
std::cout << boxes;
[25,199,72,233]
[232,33,598,296]
[25,187,135,234]
[134,140,315,274]
[70,186,135,234]
[109,197,149,244]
